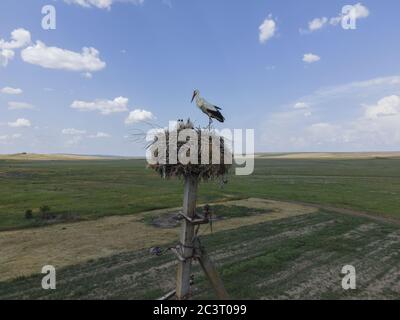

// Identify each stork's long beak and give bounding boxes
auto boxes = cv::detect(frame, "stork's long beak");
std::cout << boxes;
[191,92,196,103]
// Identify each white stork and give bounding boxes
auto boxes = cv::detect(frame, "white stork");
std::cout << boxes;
[191,89,225,127]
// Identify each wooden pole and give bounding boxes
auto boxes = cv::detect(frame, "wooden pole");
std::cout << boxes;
[176,175,198,300]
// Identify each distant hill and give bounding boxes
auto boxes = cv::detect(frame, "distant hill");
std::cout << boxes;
[255,152,400,160]
[0,153,138,161]
[1,152,400,161]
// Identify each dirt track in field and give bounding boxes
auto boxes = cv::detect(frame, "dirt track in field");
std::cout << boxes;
[0,198,316,282]
[281,199,400,226]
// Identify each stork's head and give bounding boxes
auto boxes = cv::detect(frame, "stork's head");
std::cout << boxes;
[191,89,199,103]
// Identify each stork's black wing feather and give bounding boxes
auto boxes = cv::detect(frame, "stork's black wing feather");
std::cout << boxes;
[208,109,225,123]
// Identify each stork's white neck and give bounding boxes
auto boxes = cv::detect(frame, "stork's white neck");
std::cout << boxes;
[195,94,203,106]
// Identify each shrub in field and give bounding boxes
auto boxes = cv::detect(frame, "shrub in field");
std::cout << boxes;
[24,209,33,219]
[40,205,54,220]
[40,205,50,213]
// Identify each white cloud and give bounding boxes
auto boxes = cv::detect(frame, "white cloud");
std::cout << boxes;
[0,49,15,67]
[329,17,342,26]
[305,122,340,143]
[260,75,400,151]
[71,96,129,115]
[285,76,400,114]
[21,41,106,72]
[62,129,88,146]
[66,0,113,9]
[1,87,23,95]
[8,118,31,128]
[62,128,87,135]
[8,102,34,110]
[82,72,93,79]
[89,132,111,138]
[294,102,310,109]
[350,3,370,19]
[0,134,21,140]
[365,95,400,119]
[344,76,400,89]
[294,105,313,118]
[0,133,22,144]
[306,112,400,149]
[125,109,154,124]
[303,53,320,63]
[299,76,400,106]
[293,102,313,117]
[0,28,31,50]
[0,28,31,67]
[64,0,144,10]
[66,135,82,146]
[259,15,276,44]
[308,17,328,31]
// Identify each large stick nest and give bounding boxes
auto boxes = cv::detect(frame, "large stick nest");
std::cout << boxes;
[147,120,232,181]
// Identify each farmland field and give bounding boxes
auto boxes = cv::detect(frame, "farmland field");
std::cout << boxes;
[1,156,400,231]
[1,155,400,299]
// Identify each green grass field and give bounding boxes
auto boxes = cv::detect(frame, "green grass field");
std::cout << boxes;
[1,158,400,230]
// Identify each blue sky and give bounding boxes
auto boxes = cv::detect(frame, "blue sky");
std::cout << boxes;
[1,0,400,155]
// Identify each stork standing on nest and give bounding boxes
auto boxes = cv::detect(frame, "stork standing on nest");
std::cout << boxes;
[191,89,225,129]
